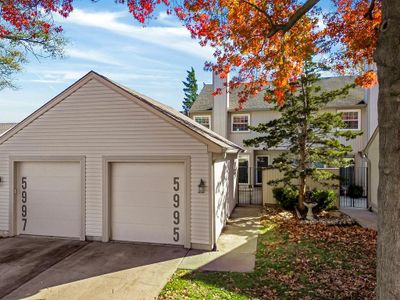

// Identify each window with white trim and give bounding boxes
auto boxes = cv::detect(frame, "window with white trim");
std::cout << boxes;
[232,114,250,132]
[238,156,249,184]
[194,115,211,129]
[256,155,269,185]
[338,110,361,130]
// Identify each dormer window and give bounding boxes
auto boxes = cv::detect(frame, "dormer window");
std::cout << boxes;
[232,114,250,132]
[338,109,361,130]
[194,115,211,129]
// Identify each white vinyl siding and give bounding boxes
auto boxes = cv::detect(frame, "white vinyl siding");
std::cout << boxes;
[213,153,237,240]
[0,78,211,245]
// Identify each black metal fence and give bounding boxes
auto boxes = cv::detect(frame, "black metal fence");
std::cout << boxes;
[340,166,368,208]
[237,166,265,205]
[238,185,263,205]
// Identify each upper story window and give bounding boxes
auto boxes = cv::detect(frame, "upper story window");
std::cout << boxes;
[194,115,211,129]
[338,109,361,130]
[232,114,250,132]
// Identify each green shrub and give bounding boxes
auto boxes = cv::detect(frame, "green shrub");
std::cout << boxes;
[347,184,363,198]
[273,186,298,210]
[310,189,337,211]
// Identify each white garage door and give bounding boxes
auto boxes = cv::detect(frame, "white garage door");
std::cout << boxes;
[111,162,186,245]
[16,161,81,238]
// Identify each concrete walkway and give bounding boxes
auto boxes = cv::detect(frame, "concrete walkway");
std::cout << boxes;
[179,206,263,272]
[340,208,378,230]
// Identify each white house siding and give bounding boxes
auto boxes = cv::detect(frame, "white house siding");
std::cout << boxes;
[228,110,281,148]
[325,107,368,154]
[213,153,238,240]
[366,85,379,139]
[0,78,211,246]
[229,108,367,154]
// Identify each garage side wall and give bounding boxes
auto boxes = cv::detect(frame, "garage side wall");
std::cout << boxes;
[213,153,238,240]
[0,78,211,247]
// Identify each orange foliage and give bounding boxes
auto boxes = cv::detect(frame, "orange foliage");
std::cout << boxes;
[325,0,381,88]
[355,70,378,88]
[1,0,381,106]
[178,0,322,106]
[168,0,380,105]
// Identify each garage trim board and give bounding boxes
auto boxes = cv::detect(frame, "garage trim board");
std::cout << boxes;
[9,156,86,240]
[102,156,191,248]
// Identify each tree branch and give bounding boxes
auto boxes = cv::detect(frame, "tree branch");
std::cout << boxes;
[267,0,320,38]
[241,0,274,27]
[364,0,375,20]
[3,35,48,46]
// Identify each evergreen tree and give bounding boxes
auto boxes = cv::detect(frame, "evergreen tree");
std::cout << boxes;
[244,62,362,211]
[182,67,198,115]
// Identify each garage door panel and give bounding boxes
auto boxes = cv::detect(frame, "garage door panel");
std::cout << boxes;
[26,177,80,192]
[112,207,175,226]
[21,219,80,237]
[112,191,173,208]
[112,223,181,245]
[111,162,186,245]
[25,190,80,205]
[27,204,81,220]
[16,161,82,238]
[112,175,180,192]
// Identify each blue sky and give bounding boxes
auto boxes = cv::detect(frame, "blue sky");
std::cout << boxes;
[1,2,213,122]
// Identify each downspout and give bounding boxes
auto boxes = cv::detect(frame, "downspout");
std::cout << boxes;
[359,150,371,210]
[209,152,216,251]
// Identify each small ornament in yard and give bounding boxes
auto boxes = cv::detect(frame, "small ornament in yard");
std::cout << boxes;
[304,202,318,221]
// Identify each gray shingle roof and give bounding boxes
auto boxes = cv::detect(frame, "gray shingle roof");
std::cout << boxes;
[190,76,365,113]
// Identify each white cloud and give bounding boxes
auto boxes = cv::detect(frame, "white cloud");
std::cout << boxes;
[156,11,180,26]
[59,9,213,60]
[27,70,87,84]
[317,15,326,30]
[66,48,123,66]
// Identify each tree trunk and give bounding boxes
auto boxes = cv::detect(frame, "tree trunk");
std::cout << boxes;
[374,1,400,298]
[298,174,306,211]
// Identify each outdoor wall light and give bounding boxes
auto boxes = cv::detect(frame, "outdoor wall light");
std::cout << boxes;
[198,179,206,194]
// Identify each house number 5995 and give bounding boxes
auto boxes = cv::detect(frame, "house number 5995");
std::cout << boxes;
[173,177,180,242]
[21,177,28,231]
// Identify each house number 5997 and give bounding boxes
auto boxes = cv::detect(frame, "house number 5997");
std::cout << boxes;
[173,177,180,242]
[21,177,28,231]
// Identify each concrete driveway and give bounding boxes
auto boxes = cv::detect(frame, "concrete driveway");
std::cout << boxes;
[0,237,188,300]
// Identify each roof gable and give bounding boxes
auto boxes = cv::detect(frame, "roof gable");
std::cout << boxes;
[0,71,242,152]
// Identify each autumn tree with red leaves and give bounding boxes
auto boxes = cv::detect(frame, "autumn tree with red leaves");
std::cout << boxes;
[1,0,399,298]
[0,0,74,88]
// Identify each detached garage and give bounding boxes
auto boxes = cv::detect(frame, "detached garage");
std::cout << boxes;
[0,71,242,250]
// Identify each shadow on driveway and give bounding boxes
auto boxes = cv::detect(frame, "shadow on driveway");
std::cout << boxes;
[1,237,188,300]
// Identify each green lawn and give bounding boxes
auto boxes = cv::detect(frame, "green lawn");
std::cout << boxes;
[159,207,376,300]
